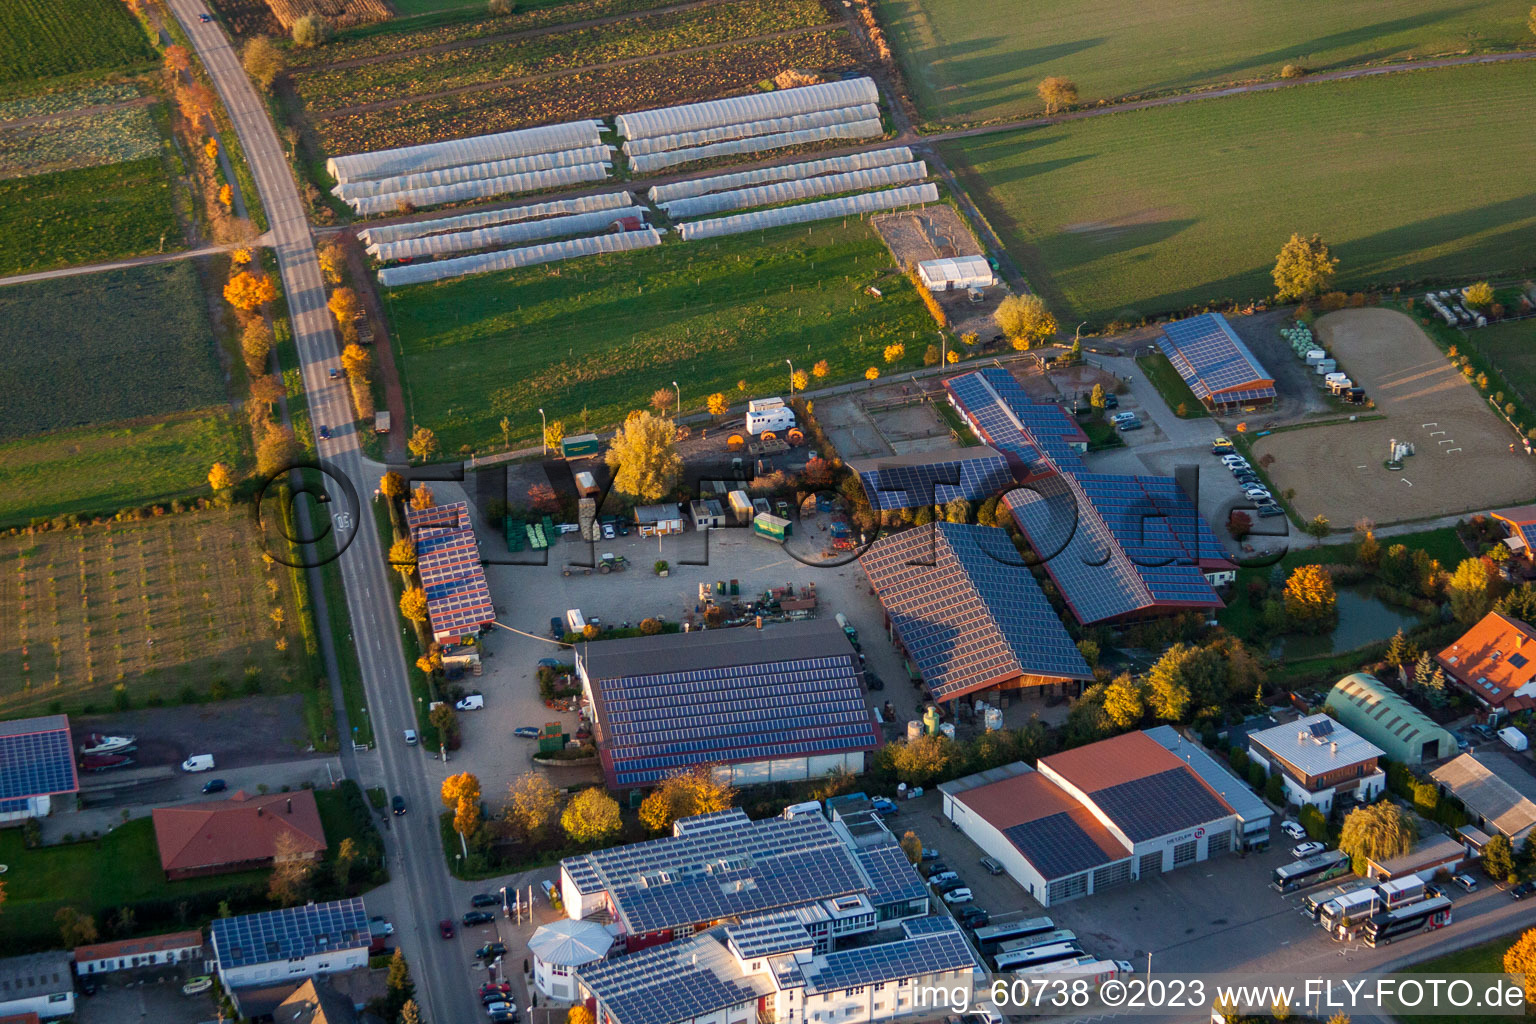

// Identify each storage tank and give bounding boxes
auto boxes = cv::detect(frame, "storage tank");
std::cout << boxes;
[922,706,941,736]
[906,720,923,742]
[939,722,956,739]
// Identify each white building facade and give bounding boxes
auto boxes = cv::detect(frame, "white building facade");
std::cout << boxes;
[0,952,75,1020]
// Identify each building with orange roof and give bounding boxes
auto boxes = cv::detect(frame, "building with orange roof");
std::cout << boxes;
[74,931,203,976]
[152,789,326,881]
[938,731,1240,906]
[1488,504,1536,555]
[1435,610,1536,718]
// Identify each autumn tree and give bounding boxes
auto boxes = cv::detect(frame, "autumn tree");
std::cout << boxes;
[1102,673,1145,730]
[56,907,98,947]
[242,35,284,91]
[1463,281,1495,309]
[1037,76,1078,114]
[268,829,314,906]
[341,342,372,381]
[865,366,880,380]
[995,294,1056,348]
[1338,802,1416,873]
[208,461,234,492]
[561,787,622,845]
[649,388,676,416]
[399,587,428,622]
[606,410,683,502]
[883,734,954,787]
[1448,557,1495,624]
[1284,564,1336,625]
[899,830,923,864]
[387,539,416,578]
[792,368,810,390]
[544,419,565,450]
[1227,509,1252,540]
[291,13,331,46]
[1505,927,1536,1005]
[638,765,735,833]
[224,271,277,312]
[567,1007,596,1024]
[317,241,346,285]
[882,343,905,365]
[329,288,362,342]
[1384,628,1413,668]
[400,1000,423,1024]
[379,471,407,501]
[442,772,481,812]
[454,794,481,838]
[384,949,414,1022]
[1089,383,1106,409]
[1484,833,1516,883]
[407,425,439,461]
[813,359,830,379]
[1272,233,1339,302]
[241,317,273,375]
[256,425,299,477]
[1146,646,1193,721]
[334,836,358,888]
[504,772,563,844]
[163,44,191,76]
[177,81,217,125]
[706,392,729,417]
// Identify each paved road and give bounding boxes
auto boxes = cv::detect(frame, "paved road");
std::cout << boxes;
[165,4,477,1023]
[0,239,268,288]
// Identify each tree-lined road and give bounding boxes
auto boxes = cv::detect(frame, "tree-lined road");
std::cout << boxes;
[165,4,477,1022]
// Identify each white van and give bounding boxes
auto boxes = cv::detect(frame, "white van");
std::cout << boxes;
[180,754,215,773]
[783,801,824,820]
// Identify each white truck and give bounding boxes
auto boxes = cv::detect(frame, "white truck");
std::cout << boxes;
[745,397,796,436]
[1499,726,1529,752]
[565,608,586,634]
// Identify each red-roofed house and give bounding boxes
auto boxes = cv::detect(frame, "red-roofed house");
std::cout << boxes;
[1435,610,1536,718]
[1488,505,1536,555]
[74,931,204,976]
[152,790,326,880]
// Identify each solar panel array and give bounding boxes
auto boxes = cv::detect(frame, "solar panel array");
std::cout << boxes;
[406,501,494,641]
[578,935,764,1024]
[572,814,872,934]
[210,897,368,969]
[1157,314,1275,404]
[800,929,975,993]
[946,369,1088,475]
[856,843,929,906]
[0,717,78,801]
[1003,813,1119,880]
[861,522,1090,700]
[590,650,878,787]
[726,912,813,958]
[673,808,752,835]
[901,915,962,937]
[854,451,1014,511]
[1075,474,1223,609]
[1088,768,1234,842]
[564,854,604,893]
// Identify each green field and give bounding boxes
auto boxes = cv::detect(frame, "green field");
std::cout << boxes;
[384,222,935,453]
[1462,317,1536,402]
[1136,353,1206,417]
[943,61,1536,326]
[878,0,1530,124]
[0,263,225,438]
[0,0,156,90]
[0,157,184,275]
[1400,930,1524,1024]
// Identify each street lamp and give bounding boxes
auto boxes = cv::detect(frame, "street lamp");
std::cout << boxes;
[785,359,795,397]
[538,407,546,455]
[672,380,681,418]
[939,330,947,370]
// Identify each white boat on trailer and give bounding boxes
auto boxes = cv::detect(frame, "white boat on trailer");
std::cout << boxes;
[78,733,136,755]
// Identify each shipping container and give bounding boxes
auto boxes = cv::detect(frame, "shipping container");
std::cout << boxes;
[561,433,602,458]
[374,410,391,433]
[753,513,793,542]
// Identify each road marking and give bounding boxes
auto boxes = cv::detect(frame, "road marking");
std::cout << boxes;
[1445,447,1461,453]
[1401,478,1413,486]
[1422,422,1438,428]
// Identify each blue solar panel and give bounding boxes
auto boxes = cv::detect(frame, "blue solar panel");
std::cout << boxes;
[1157,314,1273,405]
[578,936,763,1024]
[1089,768,1232,842]
[726,912,813,958]
[407,501,493,639]
[0,717,78,801]
[856,844,929,906]
[210,897,369,969]
[853,450,1015,512]
[801,930,976,993]
[902,915,961,937]
[1003,813,1119,879]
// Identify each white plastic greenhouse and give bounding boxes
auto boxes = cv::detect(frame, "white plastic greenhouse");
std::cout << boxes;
[648,147,910,203]
[334,146,612,200]
[346,162,611,216]
[628,120,883,175]
[358,192,634,247]
[369,207,647,263]
[621,105,879,157]
[327,120,603,183]
[661,161,927,219]
[376,228,661,287]
[677,182,938,241]
[615,78,878,140]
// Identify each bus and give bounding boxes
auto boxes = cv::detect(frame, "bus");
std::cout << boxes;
[1272,850,1350,893]
[1362,894,1452,947]
[1303,879,1375,919]
[1014,955,1098,976]
[995,930,1077,958]
[995,942,1086,972]
[973,917,1055,953]
[1318,889,1381,937]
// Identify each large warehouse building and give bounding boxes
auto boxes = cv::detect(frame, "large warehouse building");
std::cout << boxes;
[939,732,1241,906]
[849,446,1014,512]
[1155,313,1276,410]
[575,620,879,789]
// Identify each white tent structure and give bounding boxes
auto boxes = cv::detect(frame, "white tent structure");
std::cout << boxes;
[529,919,612,1001]
[327,120,603,183]
[334,145,611,200]
[345,162,610,216]
[376,227,660,287]
[615,78,879,140]
[369,207,645,263]
[622,104,878,157]
[648,147,910,203]
[677,182,938,241]
[917,255,995,291]
[358,192,633,247]
[661,161,926,220]
[628,119,882,174]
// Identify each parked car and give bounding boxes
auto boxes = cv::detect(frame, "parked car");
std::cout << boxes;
[928,871,959,886]
[1258,504,1286,518]
[471,893,499,908]
[180,754,215,773]
[403,729,418,745]
[1211,437,1234,454]
[871,796,898,816]
[1280,819,1306,840]
[1453,873,1478,892]
[463,911,495,927]
[475,941,508,959]
[936,877,968,895]
[1244,488,1272,501]
[370,916,394,936]
[1117,417,1143,431]
[549,617,563,639]
[1102,394,1119,409]
[1509,881,1535,900]
[439,920,455,939]
[921,848,939,861]
[392,795,406,816]
[485,1000,515,1017]
[958,906,990,928]
[1291,841,1326,859]
[602,522,616,540]
[941,887,974,905]
[925,862,950,878]
[202,778,228,794]
[513,726,540,739]
[456,694,485,711]
[481,983,512,998]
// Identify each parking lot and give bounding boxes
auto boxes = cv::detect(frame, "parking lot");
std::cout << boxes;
[73,969,216,1024]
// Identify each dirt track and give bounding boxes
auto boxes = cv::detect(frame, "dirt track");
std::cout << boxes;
[1252,308,1536,526]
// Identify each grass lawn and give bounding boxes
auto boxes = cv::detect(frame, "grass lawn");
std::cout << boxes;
[1461,317,1536,402]
[0,263,224,438]
[877,0,1530,125]
[1399,930,1523,1024]
[0,0,157,91]
[0,819,265,954]
[0,157,184,275]
[1136,353,1207,418]
[384,222,935,453]
[942,61,1536,327]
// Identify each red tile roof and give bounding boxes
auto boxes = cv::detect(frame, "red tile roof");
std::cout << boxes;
[152,789,326,874]
[1039,730,1190,792]
[1436,610,1536,707]
[75,930,203,963]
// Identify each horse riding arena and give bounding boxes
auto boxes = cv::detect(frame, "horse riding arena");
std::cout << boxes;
[1251,308,1536,526]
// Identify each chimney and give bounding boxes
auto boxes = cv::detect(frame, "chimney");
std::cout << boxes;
[1298,730,1307,743]
[256,806,263,816]
[1330,741,1338,756]
[287,798,293,815]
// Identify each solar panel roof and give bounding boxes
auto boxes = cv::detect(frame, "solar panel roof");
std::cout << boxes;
[860,522,1091,700]
[1003,813,1121,879]
[799,929,975,993]
[406,501,494,640]
[583,622,878,788]
[725,912,813,959]
[210,897,368,969]
[944,370,1086,476]
[901,915,962,937]
[578,933,767,1024]
[1157,313,1274,403]
[0,715,78,801]
[1088,768,1234,842]
[852,448,1014,512]
[855,843,929,906]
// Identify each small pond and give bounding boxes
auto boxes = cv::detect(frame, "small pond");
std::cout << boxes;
[1268,583,1428,660]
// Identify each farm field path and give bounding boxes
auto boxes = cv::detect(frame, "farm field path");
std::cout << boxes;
[167,3,478,1024]
[312,21,836,120]
[0,94,153,130]
[0,238,270,289]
